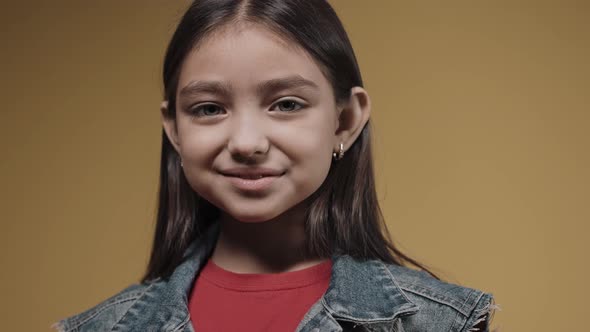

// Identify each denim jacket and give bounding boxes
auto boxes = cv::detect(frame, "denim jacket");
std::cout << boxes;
[53,224,494,332]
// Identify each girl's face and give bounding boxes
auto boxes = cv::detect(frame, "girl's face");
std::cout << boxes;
[163,24,341,223]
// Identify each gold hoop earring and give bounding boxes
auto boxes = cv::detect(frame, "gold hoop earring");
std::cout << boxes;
[332,142,345,160]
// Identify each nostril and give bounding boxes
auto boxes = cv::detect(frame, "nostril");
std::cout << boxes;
[226,128,270,158]
[231,153,261,164]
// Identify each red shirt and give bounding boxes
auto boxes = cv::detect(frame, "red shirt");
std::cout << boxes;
[189,259,332,332]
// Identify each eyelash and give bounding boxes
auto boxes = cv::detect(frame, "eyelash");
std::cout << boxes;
[188,99,305,117]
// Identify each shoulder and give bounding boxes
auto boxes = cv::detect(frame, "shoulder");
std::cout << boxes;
[385,263,495,332]
[52,282,153,332]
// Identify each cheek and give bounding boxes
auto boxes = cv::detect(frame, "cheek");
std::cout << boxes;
[179,128,220,165]
[298,110,336,157]
[273,113,335,190]
[177,124,223,188]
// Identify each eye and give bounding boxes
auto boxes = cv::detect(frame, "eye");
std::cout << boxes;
[272,99,304,113]
[189,103,225,117]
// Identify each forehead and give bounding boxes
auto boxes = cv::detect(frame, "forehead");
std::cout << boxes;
[177,23,332,95]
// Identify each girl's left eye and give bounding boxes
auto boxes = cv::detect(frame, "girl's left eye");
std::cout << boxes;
[189,103,226,117]
[272,99,304,113]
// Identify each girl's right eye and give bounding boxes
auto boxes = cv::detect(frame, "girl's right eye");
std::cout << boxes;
[189,104,225,117]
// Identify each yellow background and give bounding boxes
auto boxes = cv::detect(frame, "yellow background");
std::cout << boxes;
[1,1,588,331]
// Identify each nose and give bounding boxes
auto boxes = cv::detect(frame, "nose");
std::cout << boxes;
[226,112,270,162]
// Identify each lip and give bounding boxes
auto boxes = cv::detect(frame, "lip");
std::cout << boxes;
[219,167,285,192]
[219,167,285,178]
[224,175,280,192]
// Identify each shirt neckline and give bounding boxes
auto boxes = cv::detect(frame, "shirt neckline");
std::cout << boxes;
[199,258,332,292]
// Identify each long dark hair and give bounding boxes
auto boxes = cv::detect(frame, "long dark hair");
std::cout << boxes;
[142,0,435,283]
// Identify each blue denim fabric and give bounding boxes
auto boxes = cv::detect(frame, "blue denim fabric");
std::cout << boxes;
[53,224,494,332]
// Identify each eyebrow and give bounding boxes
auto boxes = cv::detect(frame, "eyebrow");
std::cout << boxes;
[256,75,319,96]
[179,80,233,99]
[178,75,319,99]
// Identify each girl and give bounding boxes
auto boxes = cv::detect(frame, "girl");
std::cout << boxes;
[54,1,495,331]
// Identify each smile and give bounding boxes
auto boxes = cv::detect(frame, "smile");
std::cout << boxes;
[233,174,266,179]
[218,167,285,192]
[222,174,282,192]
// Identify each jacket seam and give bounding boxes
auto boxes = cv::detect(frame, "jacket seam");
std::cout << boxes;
[448,309,465,332]
[458,292,494,332]
[380,262,415,306]
[456,287,486,331]
[320,261,419,324]
[67,285,153,331]
[399,285,481,317]
[447,285,485,332]
[170,312,192,332]
[109,283,158,330]
[66,297,138,331]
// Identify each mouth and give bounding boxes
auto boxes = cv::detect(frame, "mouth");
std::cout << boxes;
[218,168,285,192]
[225,174,270,180]
[218,168,286,179]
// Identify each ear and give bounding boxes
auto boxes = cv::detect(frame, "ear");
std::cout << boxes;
[334,86,371,153]
[160,100,182,154]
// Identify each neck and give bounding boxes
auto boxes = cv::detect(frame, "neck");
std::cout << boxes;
[210,204,326,274]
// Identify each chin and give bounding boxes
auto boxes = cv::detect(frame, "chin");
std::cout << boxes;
[231,212,279,223]
[216,197,305,224]
[223,205,286,224]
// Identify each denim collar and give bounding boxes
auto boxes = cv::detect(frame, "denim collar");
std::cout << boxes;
[114,223,418,332]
